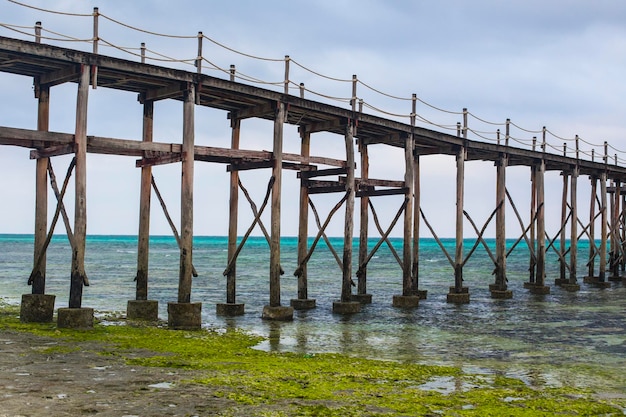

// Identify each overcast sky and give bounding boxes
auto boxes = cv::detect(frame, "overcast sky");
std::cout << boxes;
[1,0,625,239]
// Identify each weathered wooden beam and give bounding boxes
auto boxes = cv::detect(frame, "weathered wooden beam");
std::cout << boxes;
[295,129,311,300]
[357,178,405,188]
[356,187,408,198]
[226,117,241,305]
[357,142,369,295]
[136,153,183,167]
[228,102,274,120]
[298,167,347,179]
[227,160,273,172]
[30,143,76,159]
[143,82,185,102]
[37,64,81,87]
[69,64,89,308]
[269,102,285,308]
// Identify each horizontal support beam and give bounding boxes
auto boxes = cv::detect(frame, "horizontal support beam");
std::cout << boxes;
[136,153,184,167]
[357,187,409,198]
[30,143,76,159]
[37,64,81,88]
[298,167,347,179]
[357,178,405,188]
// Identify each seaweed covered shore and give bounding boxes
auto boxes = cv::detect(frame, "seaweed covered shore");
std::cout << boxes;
[0,304,624,416]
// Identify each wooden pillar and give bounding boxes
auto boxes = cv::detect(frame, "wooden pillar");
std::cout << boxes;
[135,100,153,301]
[565,165,580,290]
[341,121,356,303]
[32,84,49,295]
[448,144,469,303]
[217,115,246,316]
[412,152,422,297]
[587,175,597,279]
[226,118,241,304]
[611,180,621,278]
[558,171,569,285]
[532,159,549,293]
[528,164,537,284]
[290,127,316,310]
[492,153,511,298]
[69,65,90,309]
[357,141,369,296]
[599,173,608,282]
[177,83,195,304]
[402,133,414,296]
[261,101,294,320]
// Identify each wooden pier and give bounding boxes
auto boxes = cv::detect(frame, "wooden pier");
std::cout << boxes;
[2,31,626,328]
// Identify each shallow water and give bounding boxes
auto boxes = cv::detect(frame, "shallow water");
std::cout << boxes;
[1,234,625,395]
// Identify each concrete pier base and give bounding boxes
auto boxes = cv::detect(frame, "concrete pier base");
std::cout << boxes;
[415,290,428,300]
[216,303,245,316]
[20,294,55,323]
[392,295,420,308]
[167,302,202,330]
[127,300,158,321]
[583,276,611,288]
[554,278,567,286]
[490,289,513,299]
[561,283,581,292]
[262,305,294,321]
[332,301,361,314]
[608,275,622,282]
[350,294,372,304]
[57,307,94,329]
[523,282,536,289]
[528,285,551,295]
[447,287,470,304]
[290,299,316,310]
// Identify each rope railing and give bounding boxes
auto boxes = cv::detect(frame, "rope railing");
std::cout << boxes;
[1,0,624,166]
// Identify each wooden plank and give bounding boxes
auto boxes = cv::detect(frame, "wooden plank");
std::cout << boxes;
[227,160,273,172]
[229,102,274,120]
[144,82,185,102]
[357,178,405,188]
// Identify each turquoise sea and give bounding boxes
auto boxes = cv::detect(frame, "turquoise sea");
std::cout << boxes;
[1,234,625,398]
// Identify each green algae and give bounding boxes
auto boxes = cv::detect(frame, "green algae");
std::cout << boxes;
[1,305,624,416]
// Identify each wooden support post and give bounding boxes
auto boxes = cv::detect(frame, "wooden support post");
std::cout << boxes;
[529,159,550,294]
[68,65,90,309]
[599,172,608,282]
[177,83,195,304]
[393,131,419,307]
[412,152,423,297]
[168,83,201,330]
[32,84,49,295]
[587,176,597,279]
[127,99,158,322]
[263,102,293,320]
[217,117,246,316]
[564,165,580,291]
[135,100,153,301]
[355,141,372,303]
[448,144,469,303]
[491,153,511,298]
[528,164,537,285]
[333,120,360,314]
[609,180,621,281]
[291,127,316,310]
[557,171,569,285]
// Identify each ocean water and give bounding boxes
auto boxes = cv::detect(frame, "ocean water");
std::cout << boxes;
[1,234,625,395]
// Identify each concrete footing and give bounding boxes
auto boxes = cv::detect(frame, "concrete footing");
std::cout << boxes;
[561,283,581,292]
[415,290,428,300]
[57,307,94,329]
[127,300,158,321]
[554,278,567,286]
[392,295,420,308]
[167,302,202,330]
[332,301,361,314]
[608,275,622,282]
[20,294,55,323]
[447,287,470,304]
[290,299,316,310]
[350,294,372,304]
[528,285,551,295]
[583,276,611,288]
[523,282,536,289]
[216,303,245,316]
[490,289,513,299]
[262,305,294,321]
